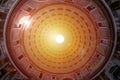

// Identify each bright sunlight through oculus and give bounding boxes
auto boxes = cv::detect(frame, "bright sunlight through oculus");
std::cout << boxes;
[56,34,64,44]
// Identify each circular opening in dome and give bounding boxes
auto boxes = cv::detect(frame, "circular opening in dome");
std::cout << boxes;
[55,34,64,44]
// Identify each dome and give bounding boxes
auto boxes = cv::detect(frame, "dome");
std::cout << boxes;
[4,0,116,80]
